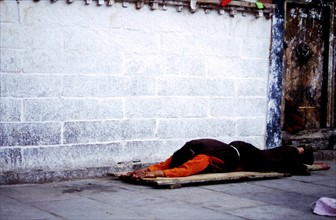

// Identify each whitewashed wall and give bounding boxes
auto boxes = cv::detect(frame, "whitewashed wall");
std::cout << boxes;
[0,0,272,174]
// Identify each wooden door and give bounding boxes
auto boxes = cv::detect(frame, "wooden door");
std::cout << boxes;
[283,1,332,130]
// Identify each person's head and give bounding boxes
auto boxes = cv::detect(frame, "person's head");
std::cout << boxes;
[300,145,314,165]
[170,147,195,168]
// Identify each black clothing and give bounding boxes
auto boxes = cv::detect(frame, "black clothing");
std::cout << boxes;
[171,139,313,175]
[171,139,240,172]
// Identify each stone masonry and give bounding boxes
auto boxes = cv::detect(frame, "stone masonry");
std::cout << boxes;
[0,0,272,177]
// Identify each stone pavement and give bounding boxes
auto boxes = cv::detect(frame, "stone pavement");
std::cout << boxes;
[1,161,335,220]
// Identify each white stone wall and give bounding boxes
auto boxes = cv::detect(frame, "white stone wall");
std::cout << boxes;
[0,0,272,173]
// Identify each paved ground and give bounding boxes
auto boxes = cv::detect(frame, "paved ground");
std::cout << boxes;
[1,160,335,220]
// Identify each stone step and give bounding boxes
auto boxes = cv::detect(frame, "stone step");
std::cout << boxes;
[314,150,336,161]
[282,128,336,150]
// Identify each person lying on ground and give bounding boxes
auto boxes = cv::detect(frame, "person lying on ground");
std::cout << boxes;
[124,139,314,179]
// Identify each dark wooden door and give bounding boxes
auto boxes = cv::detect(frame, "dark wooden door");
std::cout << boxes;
[283,1,331,130]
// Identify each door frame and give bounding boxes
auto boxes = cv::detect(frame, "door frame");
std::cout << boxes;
[266,0,335,148]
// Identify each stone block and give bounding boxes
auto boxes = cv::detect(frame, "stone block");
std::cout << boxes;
[23,98,123,121]
[0,24,25,49]
[235,98,268,117]
[209,98,237,117]
[207,57,268,79]
[0,98,21,122]
[29,27,64,50]
[0,123,61,146]
[125,53,206,77]
[0,1,18,23]
[124,140,170,162]
[121,119,157,140]
[124,54,163,75]
[63,119,156,144]
[0,147,22,172]
[0,74,62,97]
[238,58,270,78]
[62,51,123,75]
[1,26,63,51]
[157,54,207,77]
[236,79,268,97]
[62,75,156,97]
[210,98,267,118]
[157,118,236,139]
[21,49,65,74]
[241,37,271,59]
[125,97,207,118]
[109,29,160,54]
[157,77,208,96]
[0,49,23,73]
[64,27,112,52]
[208,79,235,96]
[207,57,236,78]
[161,33,194,55]
[204,35,241,57]
[21,143,124,171]
[236,118,266,136]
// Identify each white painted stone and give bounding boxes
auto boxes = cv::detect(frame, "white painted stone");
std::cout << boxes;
[209,98,237,117]
[21,143,124,171]
[0,0,273,173]
[125,97,208,118]
[157,118,236,139]
[236,78,268,97]
[1,123,61,147]
[23,98,123,121]
[63,119,156,144]
[0,148,22,173]
[237,118,267,136]
[0,1,18,23]
[0,98,21,122]
[157,77,209,96]
[0,74,62,97]
[0,49,23,73]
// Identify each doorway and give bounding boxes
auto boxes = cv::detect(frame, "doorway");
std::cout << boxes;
[282,1,334,131]
[282,1,335,149]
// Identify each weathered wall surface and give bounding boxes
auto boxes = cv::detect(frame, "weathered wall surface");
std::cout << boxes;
[0,0,272,174]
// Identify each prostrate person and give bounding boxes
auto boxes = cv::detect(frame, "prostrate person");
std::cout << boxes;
[124,139,314,179]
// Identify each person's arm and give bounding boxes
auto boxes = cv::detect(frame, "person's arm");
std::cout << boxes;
[162,154,214,177]
[123,156,173,178]
[148,156,173,171]
[127,154,224,178]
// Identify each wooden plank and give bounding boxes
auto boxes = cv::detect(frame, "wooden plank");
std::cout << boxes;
[111,171,287,188]
[140,171,286,186]
[109,162,330,188]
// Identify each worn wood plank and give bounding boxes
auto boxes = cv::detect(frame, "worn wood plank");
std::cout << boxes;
[109,162,330,188]
[141,171,286,186]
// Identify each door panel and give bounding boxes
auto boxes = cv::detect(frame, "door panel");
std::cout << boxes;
[283,2,330,129]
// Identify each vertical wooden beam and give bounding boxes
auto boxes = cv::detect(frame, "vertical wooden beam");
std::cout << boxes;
[266,0,284,148]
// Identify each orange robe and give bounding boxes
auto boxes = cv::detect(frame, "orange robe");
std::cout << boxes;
[148,154,224,177]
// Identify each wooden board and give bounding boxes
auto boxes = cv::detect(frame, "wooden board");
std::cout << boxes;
[139,172,286,187]
[111,172,287,189]
[109,162,330,189]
